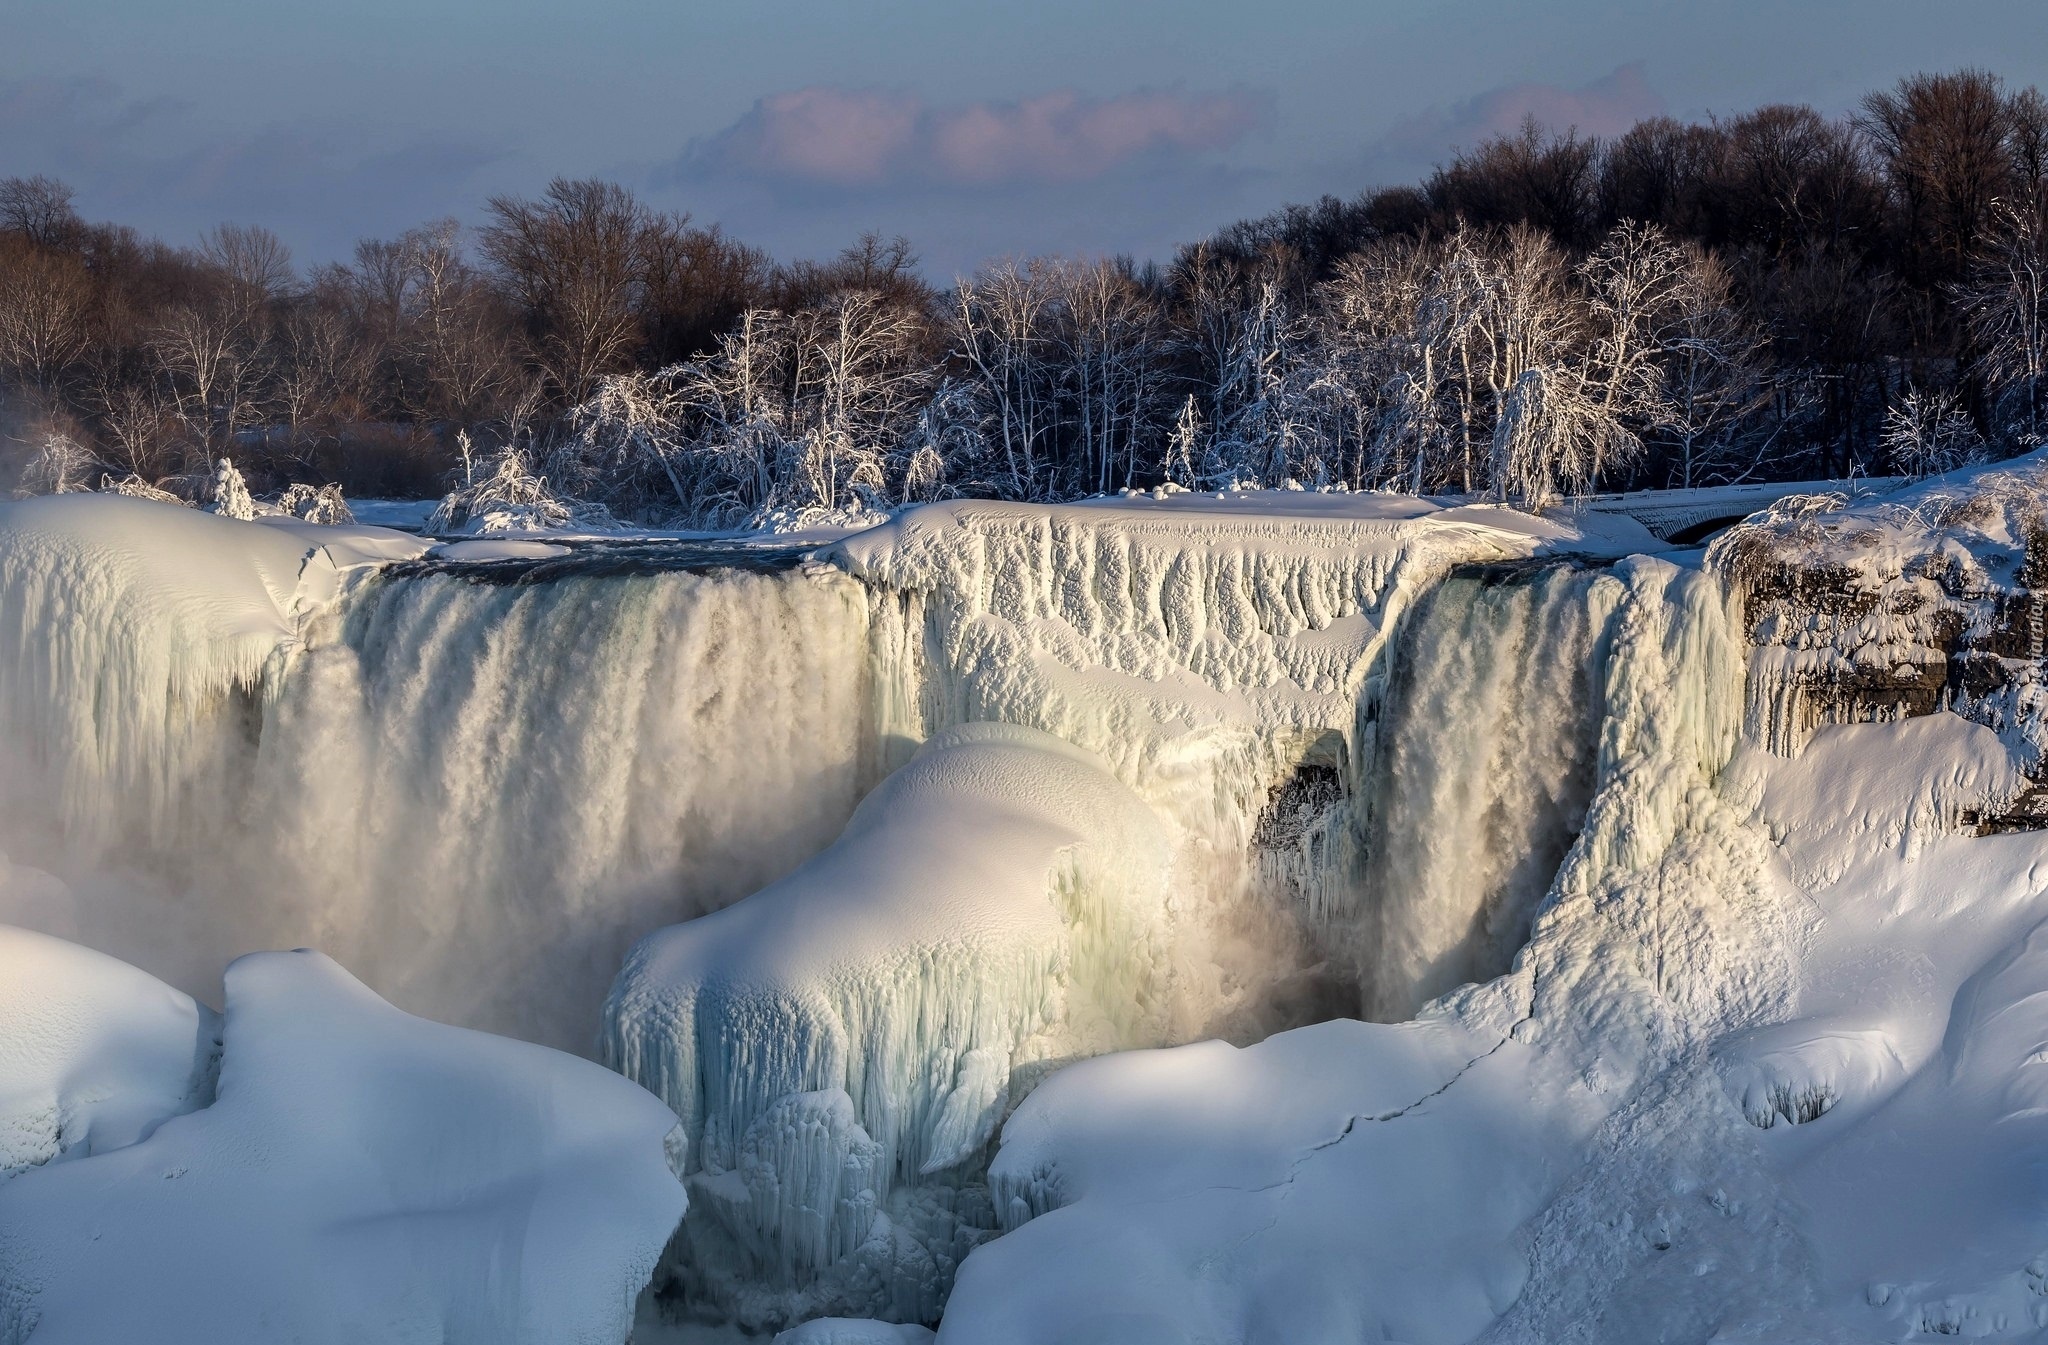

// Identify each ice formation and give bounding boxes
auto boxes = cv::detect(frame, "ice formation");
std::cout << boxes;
[0,495,423,855]
[0,923,219,1179]
[834,494,1648,1030]
[603,723,1175,1329]
[0,947,688,1345]
[944,555,1803,1344]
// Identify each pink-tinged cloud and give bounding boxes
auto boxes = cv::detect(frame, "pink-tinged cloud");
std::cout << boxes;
[688,86,1270,189]
[1383,63,1666,157]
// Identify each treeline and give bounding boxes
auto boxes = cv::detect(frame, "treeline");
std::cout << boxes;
[6,69,2048,524]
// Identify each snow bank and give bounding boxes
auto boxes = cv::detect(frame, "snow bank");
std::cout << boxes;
[0,924,218,1179]
[1709,707,2048,1337]
[0,947,687,1345]
[602,723,1175,1330]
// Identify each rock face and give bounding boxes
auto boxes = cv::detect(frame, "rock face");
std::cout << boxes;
[1720,462,2048,836]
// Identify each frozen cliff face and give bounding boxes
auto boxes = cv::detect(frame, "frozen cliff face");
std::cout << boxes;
[602,723,1175,1331]
[0,947,687,1345]
[0,921,219,1180]
[1716,452,2048,780]
[832,494,1642,1035]
[0,495,425,854]
[945,556,1808,1345]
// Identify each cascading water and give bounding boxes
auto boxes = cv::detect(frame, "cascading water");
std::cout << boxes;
[0,541,885,1052]
[1348,561,1617,1021]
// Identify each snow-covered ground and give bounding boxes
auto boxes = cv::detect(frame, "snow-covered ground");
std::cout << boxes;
[0,941,687,1345]
[7,465,2048,1341]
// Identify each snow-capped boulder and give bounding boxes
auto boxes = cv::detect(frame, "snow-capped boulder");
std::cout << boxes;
[0,948,687,1345]
[0,923,219,1180]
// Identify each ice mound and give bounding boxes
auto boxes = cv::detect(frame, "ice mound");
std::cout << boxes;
[0,948,686,1345]
[0,924,218,1179]
[602,722,1176,1330]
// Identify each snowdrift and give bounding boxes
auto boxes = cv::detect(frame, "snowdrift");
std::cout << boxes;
[603,723,1175,1329]
[0,922,218,1180]
[0,946,687,1345]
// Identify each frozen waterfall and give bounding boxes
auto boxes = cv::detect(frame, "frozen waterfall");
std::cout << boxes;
[0,511,886,1051]
[1351,561,1616,1020]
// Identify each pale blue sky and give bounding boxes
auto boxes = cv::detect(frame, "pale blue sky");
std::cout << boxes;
[6,0,2048,275]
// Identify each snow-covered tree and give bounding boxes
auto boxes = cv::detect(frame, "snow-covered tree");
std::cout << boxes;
[429,446,615,534]
[98,472,191,506]
[1958,204,2048,448]
[1882,387,1986,477]
[953,260,1063,497]
[211,456,258,520]
[1655,244,1778,486]
[16,430,101,495]
[274,481,354,525]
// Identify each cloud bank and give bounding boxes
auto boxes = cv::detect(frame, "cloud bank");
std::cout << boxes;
[1382,63,1666,159]
[680,86,1270,190]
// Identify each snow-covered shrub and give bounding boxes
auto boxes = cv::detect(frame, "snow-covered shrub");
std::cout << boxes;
[560,366,694,523]
[210,456,258,520]
[98,473,192,507]
[1882,388,1986,479]
[428,447,615,535]
[15,431,101,496]
[273,481,354,525]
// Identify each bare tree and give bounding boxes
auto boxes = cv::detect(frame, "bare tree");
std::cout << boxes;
[0,239,95,397]
[480,178,653,405]
[0,176,83,248]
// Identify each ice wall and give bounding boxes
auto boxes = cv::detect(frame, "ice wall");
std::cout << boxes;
[0,496,420,854]
[602,724,1174,1330]
[246,559,882,1047]
[832,494,1617,1036]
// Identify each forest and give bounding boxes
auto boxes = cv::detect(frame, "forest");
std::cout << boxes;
[4,69,2047,526]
